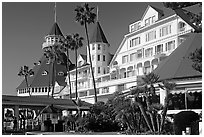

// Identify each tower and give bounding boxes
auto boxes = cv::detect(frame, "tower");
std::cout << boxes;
[16,3,74,97]
[88,21,110,77]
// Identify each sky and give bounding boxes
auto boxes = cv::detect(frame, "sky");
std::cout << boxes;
[2,2,167,95]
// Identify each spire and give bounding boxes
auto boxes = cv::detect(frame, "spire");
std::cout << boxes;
[48,22,63,36]
[90,21,108,44]
[96,6,99,22]
[54,2,57,23]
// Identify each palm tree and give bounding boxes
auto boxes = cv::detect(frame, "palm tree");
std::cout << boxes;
[18,65,34,96]
[75,3,98,103]
[69,33,84,100]
[62,35,73,99]
[44,44,64,98]
[158,81,176,132]
[130,72,160,132]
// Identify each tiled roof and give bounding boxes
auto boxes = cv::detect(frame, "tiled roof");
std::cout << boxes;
[153,33,202,81]
[16,53,73,89]
[48,22,63,36]
[90,21,108,44]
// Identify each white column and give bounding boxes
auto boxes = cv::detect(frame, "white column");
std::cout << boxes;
[160,89,167,105]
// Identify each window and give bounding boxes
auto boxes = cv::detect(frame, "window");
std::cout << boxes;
[92,55,95,61]
[42,70,48,75]
[92,44,95,50]
[145,48,153,57]
[145,18,150,26]
[98,67,100,74]
[122,55,128,64]
[58,72,64,76]
[146,30,156,42]
[160,25,171,37]
[165,40,175,51]
[130,37,140,47]
[103,68,106,74]
[155,44,163,54]
[98,44,101,50]
[78,61,82,66]
[98,55,100,61]
[103,55,105,61]
[130,53,136,61]
[152,16,156,23]
[137,49,143,59]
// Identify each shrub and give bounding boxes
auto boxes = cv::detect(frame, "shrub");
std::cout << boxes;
[173,111,199,135]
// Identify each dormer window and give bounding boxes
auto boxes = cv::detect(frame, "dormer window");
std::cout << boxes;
[78,61,83,66]
[38,61,41,65]
[58,72,64,76]
[42,70,48,75]
[152,16,156,23]
[145,17,150,26]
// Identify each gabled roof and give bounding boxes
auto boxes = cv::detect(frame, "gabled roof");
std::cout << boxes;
[174,8,200,32]
[153,33,202,81]
[48,22,63,36]
[17,53,74,89]
[90,21,108,44]
[150,5,164,16]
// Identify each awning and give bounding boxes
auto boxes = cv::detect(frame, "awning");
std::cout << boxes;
[170,89,202,94]
[170,90,186,94]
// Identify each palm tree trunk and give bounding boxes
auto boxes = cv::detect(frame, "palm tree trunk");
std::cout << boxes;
[75,49,78,100]
[160,91,169,132]
[137,101,153,132]
[51,59,56,98]
[84,21,97,103]
[156,114,160,133]
[66,48,72,99]
[145,93,156,132]
[48,63,51,98]
[25,76,30,96]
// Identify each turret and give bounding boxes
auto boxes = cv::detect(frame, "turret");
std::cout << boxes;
[88,21,110,77]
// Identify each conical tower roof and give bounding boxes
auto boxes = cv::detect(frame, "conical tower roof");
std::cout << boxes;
[90,21,108,44]
[153,33,201,81]
[48,22,63,36]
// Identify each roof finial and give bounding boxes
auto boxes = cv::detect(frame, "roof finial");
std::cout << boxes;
[54,2,57,23]
[96,6,99,22]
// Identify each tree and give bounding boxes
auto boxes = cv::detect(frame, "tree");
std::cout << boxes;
[61,35,74,99]
[189,47,202,73]
[75,3,98,103]
[158,81,176,132]
[18,65,34,96]
[43,44,64,98]
[163,2,202,32]
[69,33,84,100]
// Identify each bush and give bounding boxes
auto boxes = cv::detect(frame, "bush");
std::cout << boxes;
[173,111,199,135]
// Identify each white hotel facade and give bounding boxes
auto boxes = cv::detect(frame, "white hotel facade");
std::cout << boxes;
[60,5,198,104]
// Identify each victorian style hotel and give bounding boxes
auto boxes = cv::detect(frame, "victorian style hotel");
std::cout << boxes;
[17,5,202,113]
